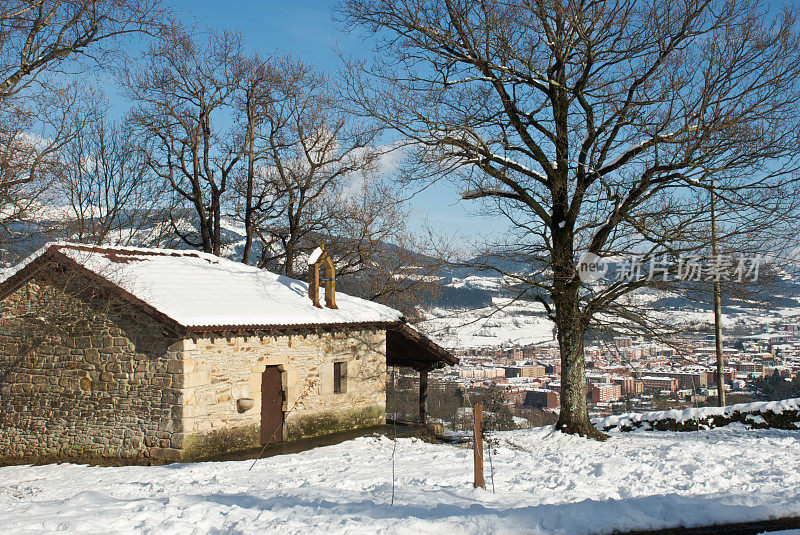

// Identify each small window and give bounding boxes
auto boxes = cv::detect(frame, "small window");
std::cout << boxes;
[333,361,347,394]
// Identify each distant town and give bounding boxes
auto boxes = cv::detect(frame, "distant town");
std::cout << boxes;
[393,319,800,422]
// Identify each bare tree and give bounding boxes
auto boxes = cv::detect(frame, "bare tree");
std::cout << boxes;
[0,83,87,260]
[0,0,166,262]
[125,29,248,255]
[340,0,800,437]
[232,57,380,276]
[56,110,168,245]
[236,55,279,264]
[0,0,165,98]
[231,55,448,314]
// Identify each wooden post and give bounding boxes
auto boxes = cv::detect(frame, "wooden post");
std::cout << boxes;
[322,254,338,309]
[308,263,321,308]
[419,370,428,425]
[473,402,485,489]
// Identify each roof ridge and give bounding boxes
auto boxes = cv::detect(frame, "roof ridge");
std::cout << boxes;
[54,242,207,258]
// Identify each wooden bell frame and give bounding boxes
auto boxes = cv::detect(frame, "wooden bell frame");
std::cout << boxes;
[308,244,337,309]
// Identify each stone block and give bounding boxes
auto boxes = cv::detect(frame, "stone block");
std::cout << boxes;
[84,349,101,364]
[58,377,74,389]
[186,370,210,388]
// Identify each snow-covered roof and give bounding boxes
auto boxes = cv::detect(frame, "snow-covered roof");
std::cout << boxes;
[0,243,404,331]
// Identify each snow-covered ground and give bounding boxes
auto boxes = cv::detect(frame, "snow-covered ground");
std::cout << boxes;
[2,424,800,534]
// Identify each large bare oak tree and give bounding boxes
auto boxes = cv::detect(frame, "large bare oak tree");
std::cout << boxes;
[340,0,800,437]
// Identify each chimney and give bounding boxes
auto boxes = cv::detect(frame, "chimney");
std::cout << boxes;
[307,243,337,309]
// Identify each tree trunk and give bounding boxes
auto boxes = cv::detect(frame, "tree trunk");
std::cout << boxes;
[550,207,605,439]
[284,248,296,278]
[212,195,222,257]
[554,292,607,439]
[194,196,213,254]
[242,213,253,263]
[242,135,255,264]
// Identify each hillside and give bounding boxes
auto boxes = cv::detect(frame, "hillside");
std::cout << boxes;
[420,255,800,348]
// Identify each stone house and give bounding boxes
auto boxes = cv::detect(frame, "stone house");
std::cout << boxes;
[0,243,455,464]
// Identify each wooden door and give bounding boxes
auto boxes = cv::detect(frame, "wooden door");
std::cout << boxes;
[261,366,284,445]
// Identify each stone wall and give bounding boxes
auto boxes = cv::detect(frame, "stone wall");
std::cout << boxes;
[595,399,800,433]
[181,328,387,460]
[0,263,184,464]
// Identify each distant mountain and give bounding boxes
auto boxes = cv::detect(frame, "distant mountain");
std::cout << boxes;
[4,215,799,349]
[421,258,800,348]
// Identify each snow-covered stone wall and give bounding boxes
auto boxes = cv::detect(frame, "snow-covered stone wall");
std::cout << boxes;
[594,398,800,433]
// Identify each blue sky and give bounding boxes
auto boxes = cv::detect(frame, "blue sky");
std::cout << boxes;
[181,1,350,70]
[173,0,506,243]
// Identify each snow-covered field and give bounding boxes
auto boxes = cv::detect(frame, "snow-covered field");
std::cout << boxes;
[2,425,800,534]
[424,274,800,349]
[420,295,800,350]
[421,298,555,348]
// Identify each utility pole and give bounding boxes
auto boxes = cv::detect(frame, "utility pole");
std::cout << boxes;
[711,179,726,407]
